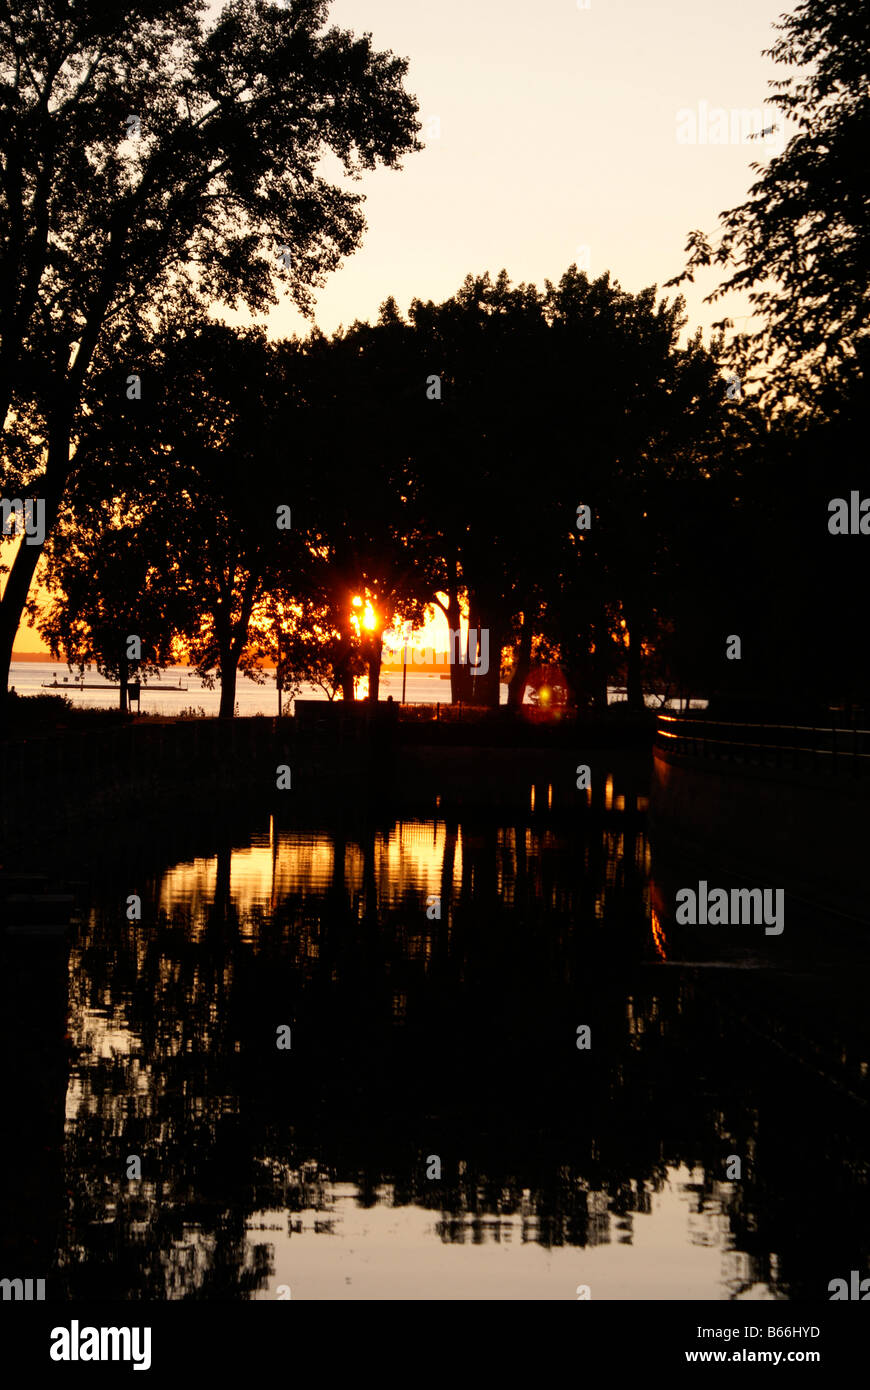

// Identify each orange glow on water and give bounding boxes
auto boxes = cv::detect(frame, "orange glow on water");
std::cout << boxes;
[651,909,668,961]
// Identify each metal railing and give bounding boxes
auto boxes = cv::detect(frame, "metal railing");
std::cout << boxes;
[655,712,870,776]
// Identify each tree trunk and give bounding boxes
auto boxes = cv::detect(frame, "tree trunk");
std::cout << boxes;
[466,593,503,708]
[333,613,356,703]
[367,635,382,703]
[0,414,70,710]
[445,587,468,705]
[625,604,644,712]
[591,608,610,713]
[507,608,534,708]
[119,649,128,714]
[564,660,585,711]
[473,623,503,707]
[0,532,42,707]
[0,227,127,709]
[465,595,482,703]
[218,658,238,718]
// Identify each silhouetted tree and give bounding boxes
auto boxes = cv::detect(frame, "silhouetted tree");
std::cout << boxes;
[668,0,870,414]
[0,0,422,705]
[40,318,310,716]
[37,523,181,712]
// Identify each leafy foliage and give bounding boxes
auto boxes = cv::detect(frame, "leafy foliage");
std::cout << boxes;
[667,0,870,412]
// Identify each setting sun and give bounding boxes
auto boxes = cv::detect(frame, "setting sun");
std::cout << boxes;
[350,595,380,635]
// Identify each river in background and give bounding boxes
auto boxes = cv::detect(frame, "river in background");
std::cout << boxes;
[9,661,706,717]
[9,661,466,716]
[4,756,866,1301]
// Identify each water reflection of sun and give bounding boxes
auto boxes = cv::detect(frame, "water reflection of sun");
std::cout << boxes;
[651,909,668,961]
[158,822,463,931]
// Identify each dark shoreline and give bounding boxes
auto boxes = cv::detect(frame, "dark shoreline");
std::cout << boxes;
[0,706,655,844]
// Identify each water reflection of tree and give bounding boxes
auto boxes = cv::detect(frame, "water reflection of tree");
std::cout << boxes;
[53,793,870,1299]
[0,937,67,1287]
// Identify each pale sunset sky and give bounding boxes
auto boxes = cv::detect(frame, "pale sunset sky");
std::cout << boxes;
[13,0,790,654]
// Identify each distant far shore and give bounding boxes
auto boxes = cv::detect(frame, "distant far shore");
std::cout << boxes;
[11,652,281,668]
[10,652,450,672]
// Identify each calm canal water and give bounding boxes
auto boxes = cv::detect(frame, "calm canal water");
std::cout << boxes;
[6,761,867,1301]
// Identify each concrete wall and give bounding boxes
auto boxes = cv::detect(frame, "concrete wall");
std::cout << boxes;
[0,715,383,848]
[651,746,868,923]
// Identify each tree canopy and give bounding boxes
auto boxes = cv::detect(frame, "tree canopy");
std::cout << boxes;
[0,0,422,704]
[667,0,870,414]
